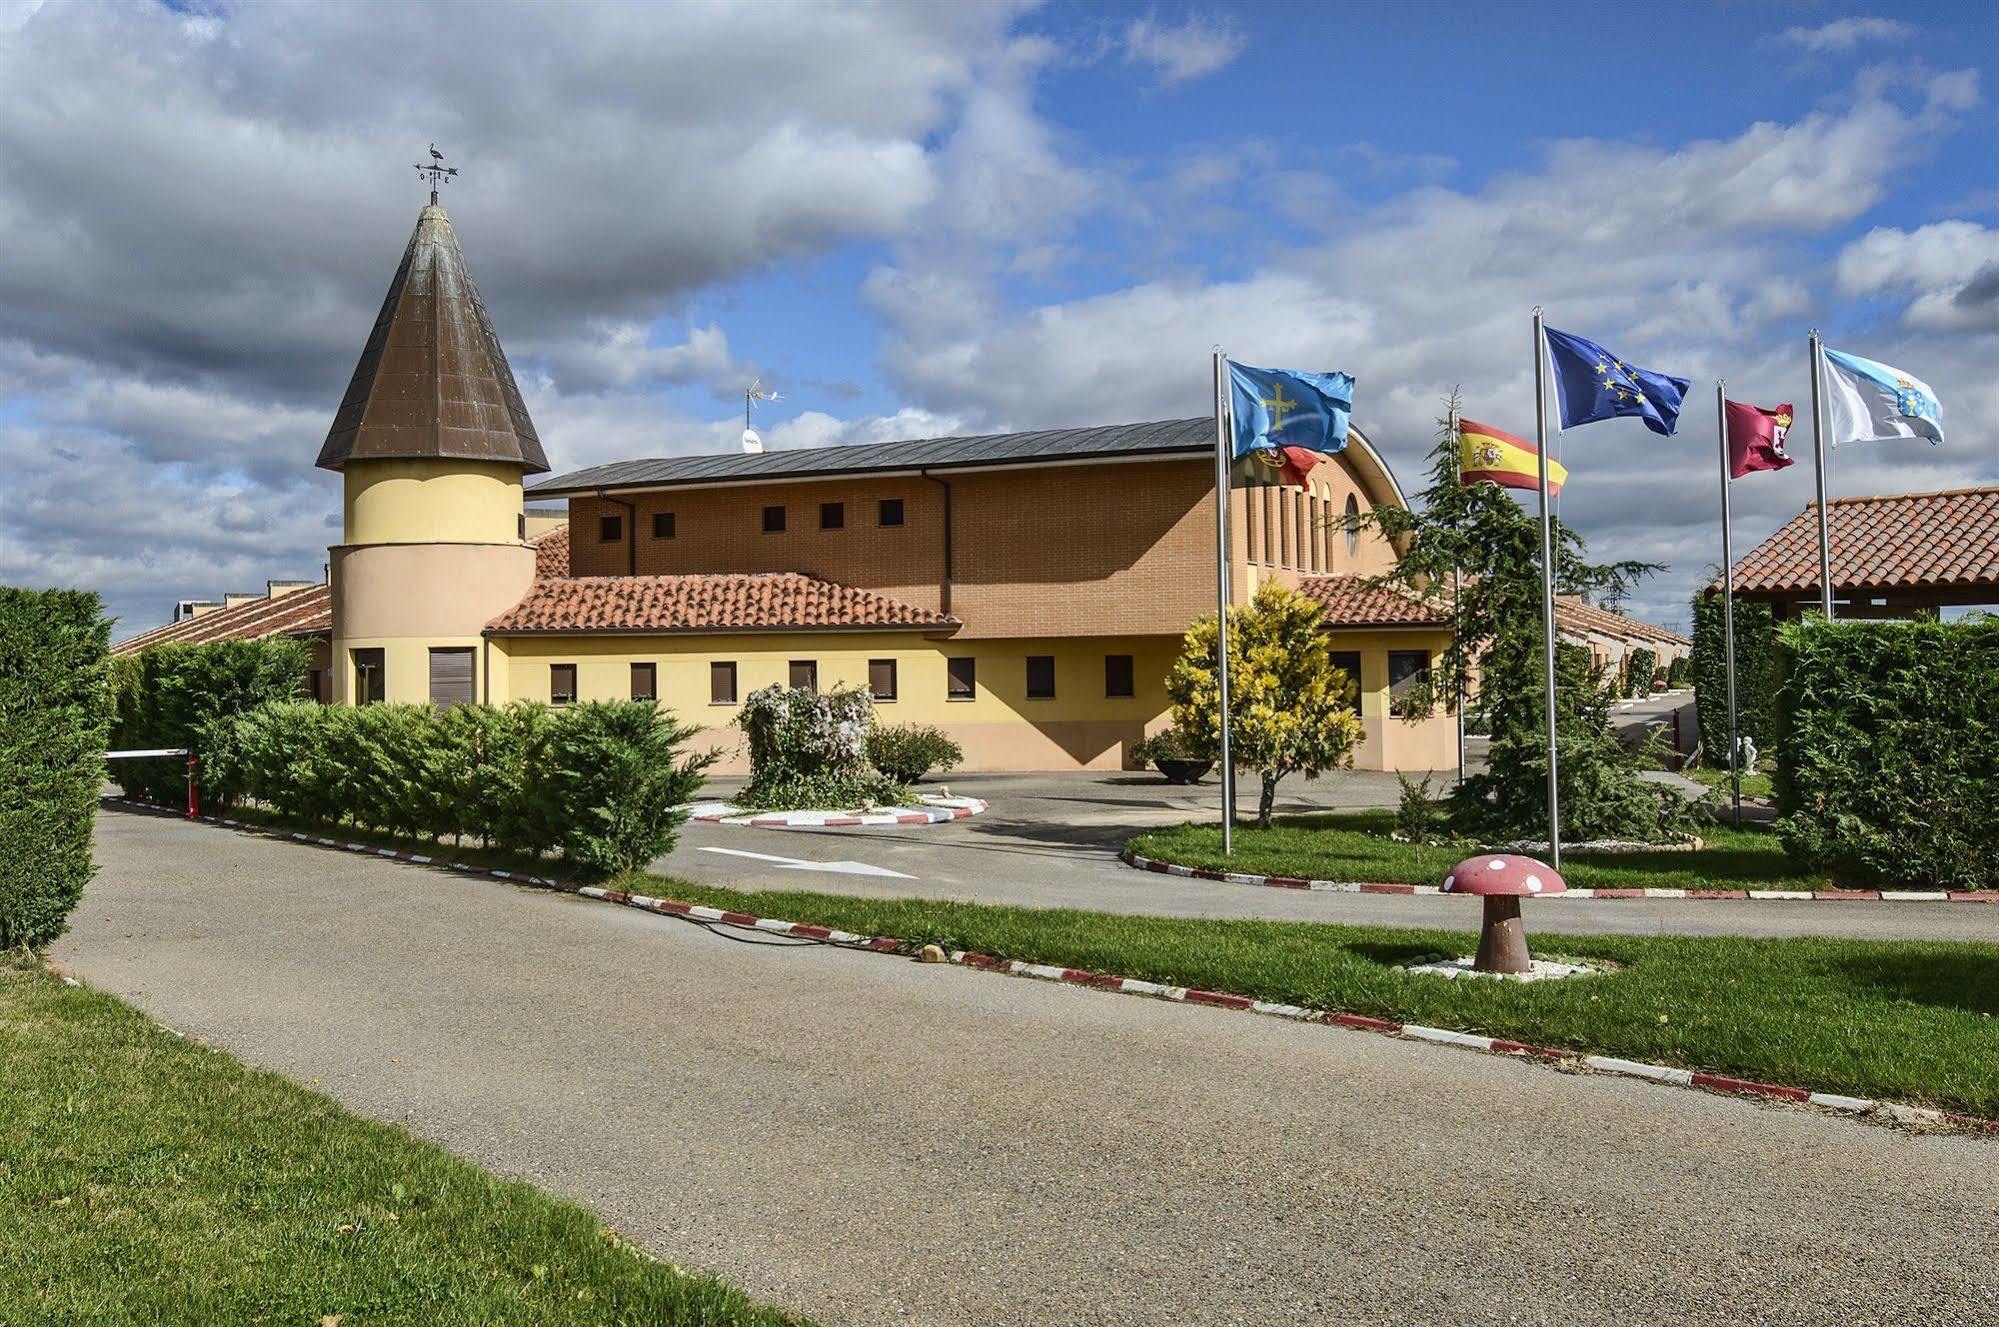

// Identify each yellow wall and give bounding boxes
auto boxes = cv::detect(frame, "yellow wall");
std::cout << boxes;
[344,458,526,546]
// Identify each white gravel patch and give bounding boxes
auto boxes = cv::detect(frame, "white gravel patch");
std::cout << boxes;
[1400,953,1600,983]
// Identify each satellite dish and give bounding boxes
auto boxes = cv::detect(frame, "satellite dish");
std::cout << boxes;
[741,428,764,454]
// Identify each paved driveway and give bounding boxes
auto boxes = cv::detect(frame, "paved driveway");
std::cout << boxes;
[661,771,1999,943]
[56,807,1999,1327]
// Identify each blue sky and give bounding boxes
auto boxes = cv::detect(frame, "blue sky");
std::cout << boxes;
[0,0,1994,633]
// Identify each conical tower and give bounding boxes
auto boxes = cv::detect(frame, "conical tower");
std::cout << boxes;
[322,202,545,706]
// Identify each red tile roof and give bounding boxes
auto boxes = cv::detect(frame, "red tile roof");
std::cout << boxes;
[487,571,958,635]
[533,523,570,579]
[1554,595,1689,648]
[1298,575,1449,626]
[111,584,332,657]
[1725,486,1999,596]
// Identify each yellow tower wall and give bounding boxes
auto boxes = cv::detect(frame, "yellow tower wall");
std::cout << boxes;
[343,458,525,545]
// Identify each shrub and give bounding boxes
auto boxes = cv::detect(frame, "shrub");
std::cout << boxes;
[736,684,899,810]
[109,637,308,804]
[0,588,111,950]
[1394,774,1441,845]
[1666,655,1690,688]
[1774,618,1998,890]
[1625,646,1656,698]
[866,723,962,784]
[1129,725,1210,766]
[1691,592,1778,764]
[544,701,713,875]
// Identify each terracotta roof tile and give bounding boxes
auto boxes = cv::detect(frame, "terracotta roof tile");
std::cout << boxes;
[1725,486,1999,596]
[1553,595,1690,647]
[111,585,331,656]
[487,571,958,635]
[533,523,570,578]
[1298,576,1449,626]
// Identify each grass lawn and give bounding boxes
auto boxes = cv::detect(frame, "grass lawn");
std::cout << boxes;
[1129,810,1824,893]
[1684,766,1776,800]
[0,959,805,1326]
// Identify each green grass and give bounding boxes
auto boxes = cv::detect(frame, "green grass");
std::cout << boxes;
[1684,766,1775,799]
[1130,810,1824,893]
[0,959,805,1326]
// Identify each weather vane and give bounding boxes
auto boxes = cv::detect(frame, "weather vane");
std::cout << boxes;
[414,143,458,205]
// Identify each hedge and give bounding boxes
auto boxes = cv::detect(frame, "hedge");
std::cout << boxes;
[109,637,308,803]
[1774,618,1999,890]
[0,588,111,950]
[1624,646,1656,697]
[1691,591,1778,763]
[204,699,711,877]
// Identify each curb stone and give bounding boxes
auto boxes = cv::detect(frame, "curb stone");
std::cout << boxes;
[103,796,1999,1139]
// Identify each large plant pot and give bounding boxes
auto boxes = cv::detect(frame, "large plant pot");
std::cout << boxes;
[1154,758,1212,785]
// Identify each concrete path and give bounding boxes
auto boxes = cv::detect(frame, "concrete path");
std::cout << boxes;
[57,807,1999,1327]
[662,772,1999,943]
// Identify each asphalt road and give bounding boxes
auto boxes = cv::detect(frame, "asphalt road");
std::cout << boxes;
[660,770,1999,943]
[57,808,1999,1327]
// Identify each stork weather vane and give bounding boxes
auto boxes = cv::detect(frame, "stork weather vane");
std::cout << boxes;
[414,143,458,205]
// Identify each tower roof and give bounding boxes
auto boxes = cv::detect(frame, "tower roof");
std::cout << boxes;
[317,204,548,474]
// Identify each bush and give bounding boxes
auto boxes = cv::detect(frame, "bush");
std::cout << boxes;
[109,637,308,804]
[1394,774,1442,846]
[1129,725,1210,766]
[203,699,709,879]
[866,723,962,784]
[0,588,111,950]
[1692,592,1778,764]
[1624,646,1656,698]
[736,684,903,810]
[1774,618,1999,890]
[1666,655,1690,688]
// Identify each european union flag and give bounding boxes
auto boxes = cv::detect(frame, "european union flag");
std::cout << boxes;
[1227,362,1353,487]
[1543,327,1689,437]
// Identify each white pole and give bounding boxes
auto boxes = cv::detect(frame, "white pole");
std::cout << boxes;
[1449,403,1465,788]
[1716,380,1741,828]
[1808,330,1835,621]
[1532,309,1561,871]
[1212,349,1236,854]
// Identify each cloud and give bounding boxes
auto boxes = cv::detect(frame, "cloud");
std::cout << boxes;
[1777,17,1914,54]
[1121,11,1246,87]
[1837,221,1999,330]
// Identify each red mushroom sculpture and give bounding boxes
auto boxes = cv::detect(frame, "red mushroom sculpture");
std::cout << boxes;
[1441,853,1567,974]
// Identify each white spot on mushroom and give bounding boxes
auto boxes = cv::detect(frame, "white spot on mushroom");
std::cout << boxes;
[1526,876,1543,892]
[1443,876,1455,891]
[1487,859,1506,871]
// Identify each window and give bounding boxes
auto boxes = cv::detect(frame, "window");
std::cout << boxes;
[518,513,527,541]
[550,663,578,705]
[1105,654,1134,698]
[599,513,623,542]
[303,668,324,703]
[1387,649,1430,719]
[352,648,385,705]
[789,659,818,692]
[428,647,475,708]
[652,511,676,539]
[1261,489,1276,564]
[1345,493,1361,556]
[630,662,657,701]
[762,505,786,533]
[1026,655,1056,700]
[820,501,845,530]
[947,656,976,700]
[869,658,897,701]
[1279,492,1293,566]
[879,498,905,527]
[1328,651,1363,711]
[710,661,738,705]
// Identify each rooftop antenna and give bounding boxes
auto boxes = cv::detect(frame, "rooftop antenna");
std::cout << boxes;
[742,378,781,453]
[414,143,459,206]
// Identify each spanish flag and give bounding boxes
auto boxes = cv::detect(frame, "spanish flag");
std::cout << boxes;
[1459,417,1567,496]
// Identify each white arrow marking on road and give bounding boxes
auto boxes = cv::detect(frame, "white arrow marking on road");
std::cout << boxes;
[697,846,915,879]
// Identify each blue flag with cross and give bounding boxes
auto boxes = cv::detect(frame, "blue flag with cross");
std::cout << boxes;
[1226,361,1354,488]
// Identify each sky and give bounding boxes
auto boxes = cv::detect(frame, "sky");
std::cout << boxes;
[1,0,1995,637]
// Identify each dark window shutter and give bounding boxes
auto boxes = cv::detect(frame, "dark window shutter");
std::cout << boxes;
[599,514,622,542]
[879,498,905,526]
[428,648,475,708]
[1104,654,1134,698]
[788,660,818,692]
[763,505,786,533]
[947,656,976,700]
[652,512,676,539]
[820,501,845,530]
[550,664,578,705]
[630,662,657,700]
[710,661,738,704]
[869,658,897,700]
[1026,655,1055,699]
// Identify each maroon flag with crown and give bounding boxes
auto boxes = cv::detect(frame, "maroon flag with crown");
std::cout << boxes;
[1725,400,1795,479]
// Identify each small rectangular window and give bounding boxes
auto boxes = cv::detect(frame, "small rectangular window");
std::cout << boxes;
[518,513,527,542]
[869,658,897,701]
[303,668,324,703]
[352,648,385,705]
[879,498,905,527]
[1104,654,1134,698]
[428,647,475,708]
[789,660,818,693]
[1388,649,1430,718]
[710,661,738,705]
[630,662,657,701]
[550,663,578,705]
[599,514,622,543]
[652,511,676,539]
[762,505,786,533]
[1026,655,1056,700]
[820,501,845,530]
[1328,651,1363,711]
[947,656,976,700]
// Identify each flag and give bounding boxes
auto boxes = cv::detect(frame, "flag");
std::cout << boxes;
[1821,347,1943,446]
[1543,327,1690,436]
[1459,417,1568,496]
[1724,400,1795,478]
[1227,361,1353,488]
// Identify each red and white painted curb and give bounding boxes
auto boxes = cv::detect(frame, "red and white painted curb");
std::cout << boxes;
[1121,848,1999,905]
[685,795,986,830]
[105,797,1995,1138]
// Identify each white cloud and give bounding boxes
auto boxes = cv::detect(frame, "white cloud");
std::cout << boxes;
[1777,17,1914,54]
[1838,221,1999,330]
[530,322,737,394]
[1122,12,1246,87]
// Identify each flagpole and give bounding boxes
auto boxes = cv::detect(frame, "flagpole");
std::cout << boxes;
[1449,402,1465,789]
[1716,380,1741,828]
[1808,329,1835,621]
[1211,348,1235,855]
[1532,308,1561,871]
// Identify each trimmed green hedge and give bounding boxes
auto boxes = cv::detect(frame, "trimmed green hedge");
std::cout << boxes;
[204,700,711,877]
[1691,591,1778,762]
[109,637,308,804]
[1624,646,1656,697]
[0,588,111,950]
[1775,618,1999,889]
